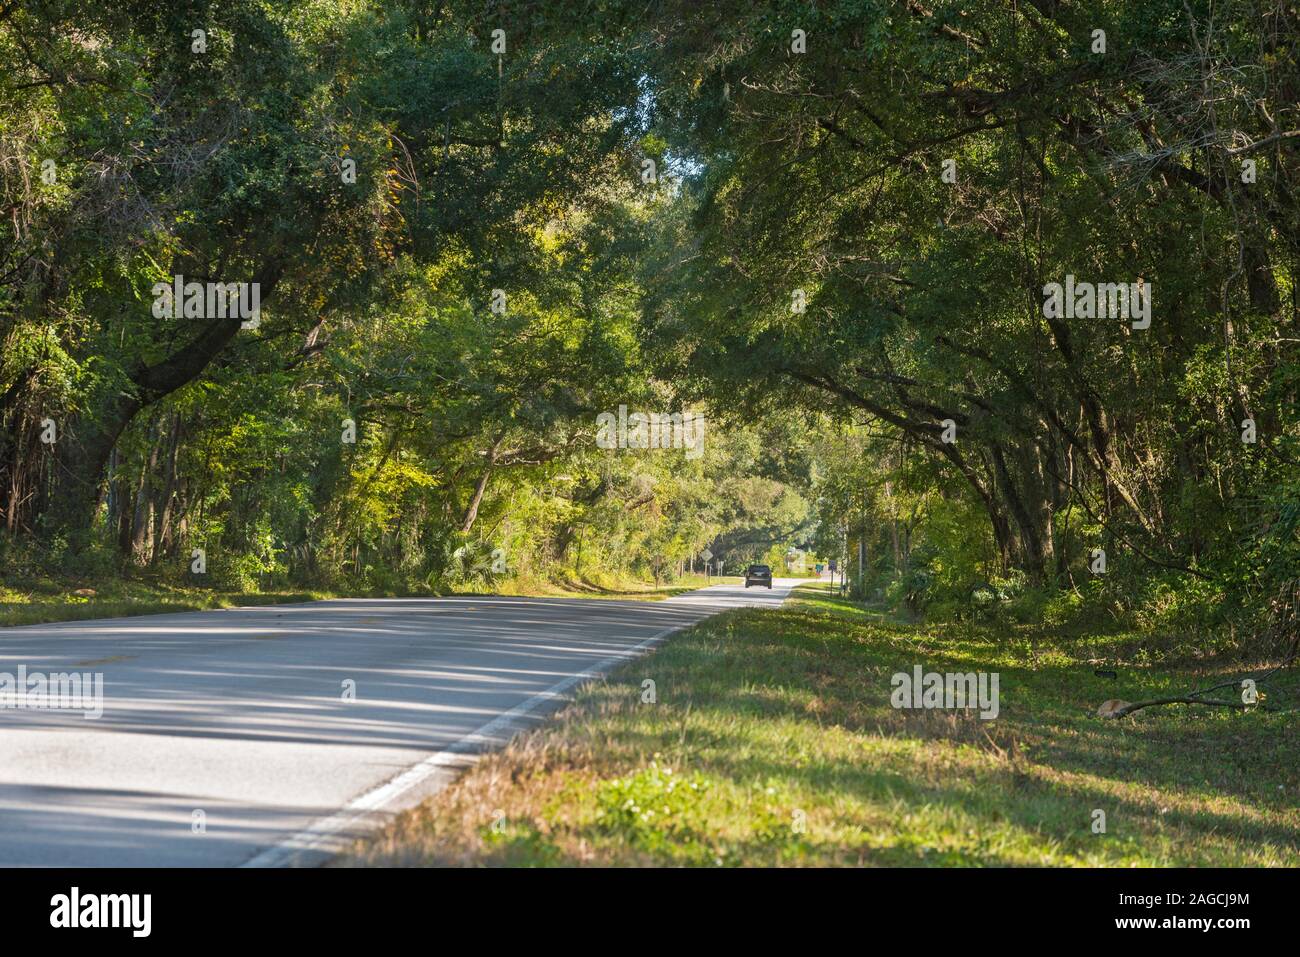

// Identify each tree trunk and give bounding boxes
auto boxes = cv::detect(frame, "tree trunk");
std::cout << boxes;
[153,413,183,560]
[460,434,504,534]
[40,266,280,547]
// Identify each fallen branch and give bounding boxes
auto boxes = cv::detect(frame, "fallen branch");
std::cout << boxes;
[1100,696,1285,718]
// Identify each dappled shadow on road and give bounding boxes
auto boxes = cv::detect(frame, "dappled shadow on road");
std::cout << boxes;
[0,597,714,748]
[0,783,327,867]
[0,591,782,865]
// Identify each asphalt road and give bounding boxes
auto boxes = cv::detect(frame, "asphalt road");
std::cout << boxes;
[0,578,799,867]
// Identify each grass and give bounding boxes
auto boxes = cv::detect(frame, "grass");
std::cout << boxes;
[0,577,337,628]
[340,586,1300,867]
[484,571,740,601]
[0,570,736,628]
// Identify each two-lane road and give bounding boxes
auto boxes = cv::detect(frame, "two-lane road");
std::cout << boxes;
[0,578,799,867]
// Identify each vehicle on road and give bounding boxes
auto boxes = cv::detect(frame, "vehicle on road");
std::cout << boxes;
[744,564,773,588]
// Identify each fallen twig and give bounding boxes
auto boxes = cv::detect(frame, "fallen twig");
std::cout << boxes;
[1104,696,1285,718]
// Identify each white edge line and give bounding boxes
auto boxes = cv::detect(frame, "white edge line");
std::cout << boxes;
[240,622,689,868]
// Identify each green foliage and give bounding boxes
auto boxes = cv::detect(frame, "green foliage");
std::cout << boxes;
[594,762,712,855]
[2,0,1297,661]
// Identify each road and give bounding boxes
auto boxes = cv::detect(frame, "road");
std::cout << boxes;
[0,578,799,867]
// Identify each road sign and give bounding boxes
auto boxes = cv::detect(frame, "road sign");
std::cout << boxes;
[828,560,837,572]
[700,549,713,562]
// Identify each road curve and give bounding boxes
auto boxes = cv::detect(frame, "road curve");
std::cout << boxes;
[0,578,799,867]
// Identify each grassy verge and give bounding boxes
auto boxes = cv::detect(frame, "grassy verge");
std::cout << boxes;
[486,572,739,601]
[340,586,1300,867]
[0,572,735,628]
[0,578,338,628]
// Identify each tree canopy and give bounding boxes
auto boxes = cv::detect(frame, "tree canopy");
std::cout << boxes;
[2,0,1297,657]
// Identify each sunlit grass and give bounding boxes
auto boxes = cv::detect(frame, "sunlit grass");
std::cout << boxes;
[0,571,733,627]
[479,571,740,601]
[342,588,1300,867]
[0,578,334,628]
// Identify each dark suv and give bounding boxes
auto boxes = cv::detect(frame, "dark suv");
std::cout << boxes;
[744,564,773,588]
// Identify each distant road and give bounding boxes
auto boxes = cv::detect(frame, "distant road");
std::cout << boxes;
[0,579,798,867]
